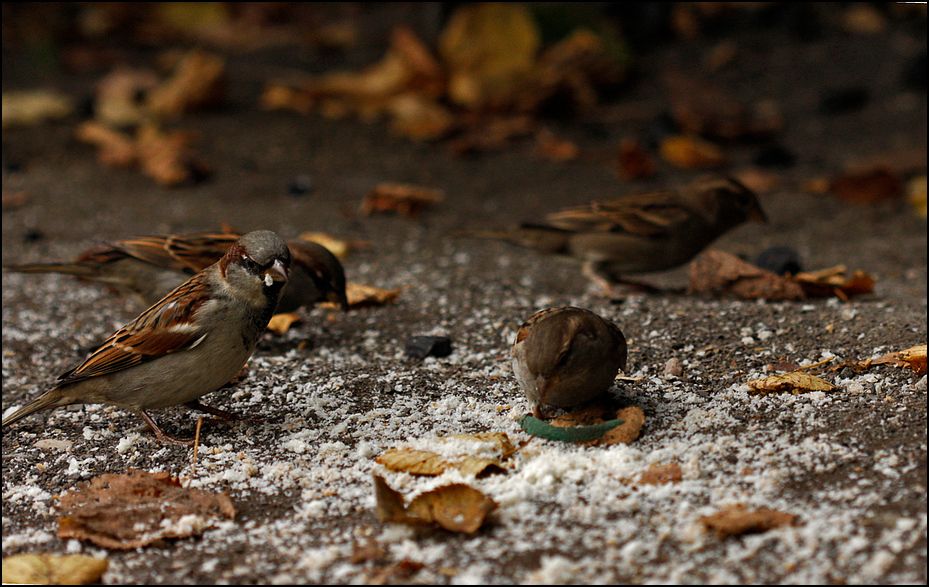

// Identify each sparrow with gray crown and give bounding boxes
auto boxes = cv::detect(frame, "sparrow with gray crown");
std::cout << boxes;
[2,230,292,444]
[6,231,348,312]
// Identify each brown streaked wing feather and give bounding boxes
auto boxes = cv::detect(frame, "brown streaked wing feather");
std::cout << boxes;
[56,273,211,385]
[113,232,240,273]
[546,191,691,238]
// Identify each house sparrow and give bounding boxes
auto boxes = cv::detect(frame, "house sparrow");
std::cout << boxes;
[474,176,767,292]
[512,307,627,418]
[5,231,348,312]
[2,230,292,445]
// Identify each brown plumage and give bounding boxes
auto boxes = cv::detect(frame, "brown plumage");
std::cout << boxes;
[512,307,627,418]
[2,231,292,444]
[473,176,767,290]
[6,231,348,312]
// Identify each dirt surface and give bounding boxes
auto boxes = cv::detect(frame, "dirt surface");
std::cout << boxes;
[2,7,927,585]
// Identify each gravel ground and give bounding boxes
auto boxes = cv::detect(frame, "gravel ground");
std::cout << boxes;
[2,8,927,584]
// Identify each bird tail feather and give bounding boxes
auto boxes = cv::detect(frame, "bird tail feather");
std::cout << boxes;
[2,390,71,427]
[4,262,97,277]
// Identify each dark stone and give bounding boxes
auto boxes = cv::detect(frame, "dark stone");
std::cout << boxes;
[755,246,803,276]
[23,228,45,242]
[754,144,796,168]
[819,87,870,115]
[405,335,453,359]
[288,175,314,197]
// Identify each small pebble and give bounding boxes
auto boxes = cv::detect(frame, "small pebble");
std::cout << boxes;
[405,335,453,359]
[288,175,314,197]
[663,357,684,378]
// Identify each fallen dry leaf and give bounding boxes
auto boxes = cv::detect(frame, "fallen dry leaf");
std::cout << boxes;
[660,135,727,169]
[147,50,226,119]
[617,137,656,180]
[374,475,496,533]
[854,344,927,376]
[266,312,302,335]
[94,67,160,127]
[732,167,780,194]
[260,83,315,115]
[338,283,401,309]
[639,462,683,486]
[689,250,805,301]
[2,90,74,128]
[387,93,456,141]
[447,114,536,155]
[75,121,138,167]
[2,191,30,211]
[829,167,903,203]
[747,371,836,395]
[376,432,514,477]
[664,73,782,140]
[908,176,927,219]
[534,128,579,162]
[367,559,425,585]
[297,232,367,260]
[377,449,449,476]
[792,265,875,301]
[2,553,108,585]
[135,124,210,186]
[57,469,235,550]
[361,183,445,217]
[700,504,798,538]
[519,29,625,115]
[439,3,539,109]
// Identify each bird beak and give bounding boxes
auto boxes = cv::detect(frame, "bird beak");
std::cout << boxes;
[748,202,768,224]
[263,259,289,285]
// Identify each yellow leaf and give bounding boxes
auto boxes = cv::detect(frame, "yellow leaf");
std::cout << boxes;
[266,312,302,335]
[909,176,927,219]
[376,449,448,476]
[345,283,401,308]
[863,344,927,375]
[660,135,727,169]
[439,3,540,108]
[297,232,355,260]
[2,90,74,128]
[747,372,836,394]
[405,483,497,533]
[2,554,108,585]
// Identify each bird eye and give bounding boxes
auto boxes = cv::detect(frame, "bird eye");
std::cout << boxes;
[240,255,260,274]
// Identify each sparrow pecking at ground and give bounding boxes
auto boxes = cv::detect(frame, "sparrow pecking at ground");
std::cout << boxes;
[472,176,767,292]
[512,306,627,418]
[2,230,292,445]
[5,231,348,312]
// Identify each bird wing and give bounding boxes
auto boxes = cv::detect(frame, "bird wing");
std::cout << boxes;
[112,232,240,273]
[56,273,212,385]
[545,191,692,238]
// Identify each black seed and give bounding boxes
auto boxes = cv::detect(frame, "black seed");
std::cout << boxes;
[405,335,453,359]
[755,246,803,276]
[23,228,45,242]
[288,175,314,197]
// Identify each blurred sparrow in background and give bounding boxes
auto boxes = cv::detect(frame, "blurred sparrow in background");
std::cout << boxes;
[2,230,292,444]
[6,231,348,312]
[473,176,767,292]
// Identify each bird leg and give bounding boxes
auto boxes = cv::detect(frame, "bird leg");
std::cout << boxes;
[186,400,265,424]
[582,261,663,297]
[137,410,195,446]
[185,400,245,422]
